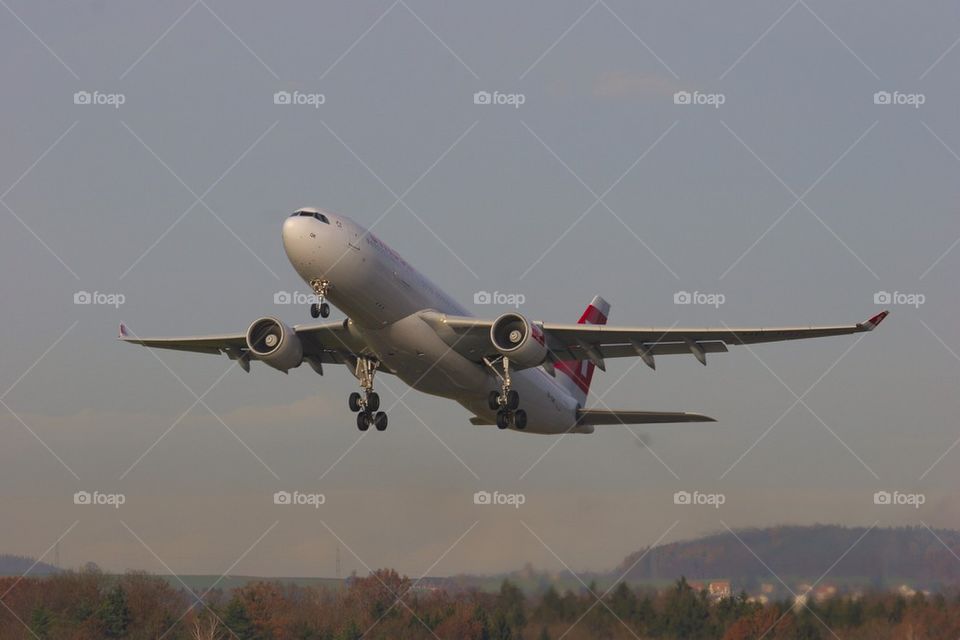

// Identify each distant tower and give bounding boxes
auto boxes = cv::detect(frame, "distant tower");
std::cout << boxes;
[335,544,341,579]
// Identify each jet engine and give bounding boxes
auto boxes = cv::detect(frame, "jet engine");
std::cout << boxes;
[490,313,548,368]
[245,317,303,372]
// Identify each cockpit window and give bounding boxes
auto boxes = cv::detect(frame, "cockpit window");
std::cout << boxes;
[292,210,330,224]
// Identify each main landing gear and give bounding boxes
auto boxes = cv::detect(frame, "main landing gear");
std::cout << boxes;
[309,278,331,318]
[483,356,527,430]
[349,357,388,431]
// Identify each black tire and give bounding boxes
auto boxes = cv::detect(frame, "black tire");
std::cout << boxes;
[367,392,380,412]
[310,303,320,318]
[514,409,527,429]
[357,412,370,431]
[374,412,388,431]
[348,392,362,412]
[506,390,520,411]
[320,302,330,318]
[487,391,500,411]
[496,411,509,430]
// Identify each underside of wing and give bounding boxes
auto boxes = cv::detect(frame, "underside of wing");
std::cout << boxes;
[118,319,375,373]
[118,323,247,354]
[417,309,889,371]
[543,311,890,368]
[576,409,716,425]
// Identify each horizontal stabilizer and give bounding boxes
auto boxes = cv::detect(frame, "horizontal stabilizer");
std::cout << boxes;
[576,409,716,425]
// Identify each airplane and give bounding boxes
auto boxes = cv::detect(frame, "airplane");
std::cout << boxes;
[120,206,890,434]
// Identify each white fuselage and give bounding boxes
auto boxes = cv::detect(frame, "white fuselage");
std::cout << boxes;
[281,211,586,434]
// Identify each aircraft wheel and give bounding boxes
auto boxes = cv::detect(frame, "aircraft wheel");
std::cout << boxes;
[506,390,520,411]
[310,303,321,318]
[487,391,500,411]
[320,302,330,318]
[348,392,363,412]
[357,412,371,431]
[496,411,510,430]
[513,409,527,430]
[374,412,388,431]
[367,392,380,412]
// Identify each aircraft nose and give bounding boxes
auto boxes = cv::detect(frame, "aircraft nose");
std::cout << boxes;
[281,214,316,264]
[281,214,300,243]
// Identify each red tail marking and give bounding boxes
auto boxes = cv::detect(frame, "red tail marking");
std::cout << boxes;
[556,303,607,394]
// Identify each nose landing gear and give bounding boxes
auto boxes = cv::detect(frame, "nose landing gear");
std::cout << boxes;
[483,356,526,430]
[309,279,331,318]
[349,357,387,431]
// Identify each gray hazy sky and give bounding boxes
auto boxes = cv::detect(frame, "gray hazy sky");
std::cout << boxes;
[2,1,960,579]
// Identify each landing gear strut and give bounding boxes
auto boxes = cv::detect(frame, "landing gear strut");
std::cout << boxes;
[349,357,387,431]
[483,356,527,430]
[309,278,331,318]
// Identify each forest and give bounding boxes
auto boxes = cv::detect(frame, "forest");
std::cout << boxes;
[0,567,958,639]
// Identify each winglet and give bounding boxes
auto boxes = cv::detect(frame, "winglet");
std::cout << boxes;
[118,322,129,338]
[861,310,889,331]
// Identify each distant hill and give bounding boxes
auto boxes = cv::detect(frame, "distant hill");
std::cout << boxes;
[0,554,59,577]
[615,524,960,590]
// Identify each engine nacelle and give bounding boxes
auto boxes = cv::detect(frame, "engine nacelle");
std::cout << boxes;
[490,313,548,369]
[245,317,303,372]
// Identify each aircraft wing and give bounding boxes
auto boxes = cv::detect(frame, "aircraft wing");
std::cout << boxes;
[576,409,715,424]
[421,310,889,370]
[117,320,372,373]
[469,410,715,426]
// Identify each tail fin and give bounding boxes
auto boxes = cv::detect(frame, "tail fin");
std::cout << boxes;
[555,296,609,406]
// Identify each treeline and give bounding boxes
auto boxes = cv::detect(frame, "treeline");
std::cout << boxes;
[0,569,959,639]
